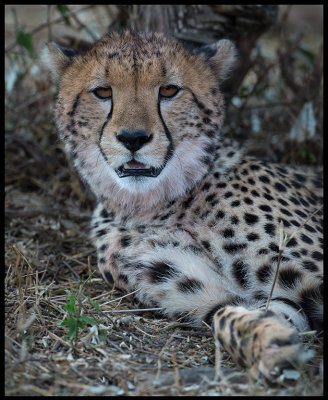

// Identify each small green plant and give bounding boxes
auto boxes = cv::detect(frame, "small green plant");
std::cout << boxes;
[60,273,107,350]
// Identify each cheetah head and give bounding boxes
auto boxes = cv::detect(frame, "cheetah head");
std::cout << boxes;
[42,31,236,209]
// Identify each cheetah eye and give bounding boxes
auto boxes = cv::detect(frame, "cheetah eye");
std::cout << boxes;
[159,85,180,98]
[93,87,112,100]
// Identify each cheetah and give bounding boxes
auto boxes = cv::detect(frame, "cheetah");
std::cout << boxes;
[42,30,323,380]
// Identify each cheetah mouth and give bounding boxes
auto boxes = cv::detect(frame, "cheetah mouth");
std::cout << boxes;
[115,159,162,178]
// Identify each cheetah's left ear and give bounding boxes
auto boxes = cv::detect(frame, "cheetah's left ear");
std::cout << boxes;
[195,39,237,81]
[41,42,80,84]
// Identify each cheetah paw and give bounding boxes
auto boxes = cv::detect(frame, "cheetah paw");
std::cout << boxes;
[212,305,314,381]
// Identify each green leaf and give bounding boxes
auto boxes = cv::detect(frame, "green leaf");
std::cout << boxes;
[61,320,69,326]
[56,5,71,26]
[80,315,97,326]
[56,5,69,15]
[297,47,315,65]
[89,299,101,313]
[63,303,75,313]
[98,329,107,344]
[16,30,34,54]
[68,317,77,338]
[69,294,76,307]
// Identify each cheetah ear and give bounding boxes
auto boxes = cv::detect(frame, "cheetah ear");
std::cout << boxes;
[41,42,80,83]
[196,39,237,81]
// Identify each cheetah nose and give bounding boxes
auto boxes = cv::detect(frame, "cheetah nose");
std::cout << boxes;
[116,130,152,152]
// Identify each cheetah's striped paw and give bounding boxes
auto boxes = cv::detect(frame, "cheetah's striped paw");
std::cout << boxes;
[212,305,312,380]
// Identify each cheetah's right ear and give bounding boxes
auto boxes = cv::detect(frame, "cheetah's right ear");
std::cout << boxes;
[195,39,237,82]
[41,43,80,83]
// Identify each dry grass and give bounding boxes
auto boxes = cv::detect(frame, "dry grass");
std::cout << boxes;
[5,5,323,396]
[4,238,323,395]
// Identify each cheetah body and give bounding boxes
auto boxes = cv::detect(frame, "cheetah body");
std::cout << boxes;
[43,31,323,378]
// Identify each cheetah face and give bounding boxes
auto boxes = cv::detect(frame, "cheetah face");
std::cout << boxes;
[42,31,236,206]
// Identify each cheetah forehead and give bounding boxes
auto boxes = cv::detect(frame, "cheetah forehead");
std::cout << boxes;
[42,30,237,86]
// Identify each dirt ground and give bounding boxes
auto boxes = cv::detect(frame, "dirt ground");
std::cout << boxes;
[5,5,323,396]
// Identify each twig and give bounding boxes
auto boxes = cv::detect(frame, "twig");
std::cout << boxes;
[102,307,163,313]
[266,204,323,311]
[5,5,95,53]
[100,288,141,305]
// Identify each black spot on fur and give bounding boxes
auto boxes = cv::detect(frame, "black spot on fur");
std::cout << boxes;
[259,204,271,212]
[222,228,234,238]
[302,260,318,272]
[264,223,276,237]
[232,260,249,288]
[311,251,323,261]
[263,193,274,201]
[271,255,290,263]
[291,251,300,258]
[231,200,240,207]
[244,213,259,225]
[247,232,259,241]
[99,243,109,252]
[201,182,212,191]
[118,273,129,283]
[278,268,302,289]
[275,182,287,192]
[285,237,297,247]
[182,195,194,209]
[104,271,114,284]
[216,210,225,219]
[290,219,300,227]
[298,286,323,331]
[244,197,253,205]
[219,315,227,330]
[100,208,109,218]
[300,233,313,245]
[177,278,204,294]
[304,224,316,233]
[230,216,239,224]
[269,243,279,252]
[96,229,108,237]
[280,218,291,228]
[120,236,132,247]
[258,248,269,255]
[223,243,247,254]
[259,175,270,184]
[295,209,307,218]
[201,240,211,251]
[148,262,177,283]
[204,304,225,326]
[256,264,272,283]
[205,194,216,203]
[280,208,293,217]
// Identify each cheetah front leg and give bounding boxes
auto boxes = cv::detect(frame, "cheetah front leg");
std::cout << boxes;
[212,305,312,380]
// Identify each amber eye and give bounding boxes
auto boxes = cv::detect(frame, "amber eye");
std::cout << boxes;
[159,85,180,98]
[93,87,112,99]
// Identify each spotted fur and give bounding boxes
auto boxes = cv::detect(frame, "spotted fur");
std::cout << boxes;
[43,31,323,379]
